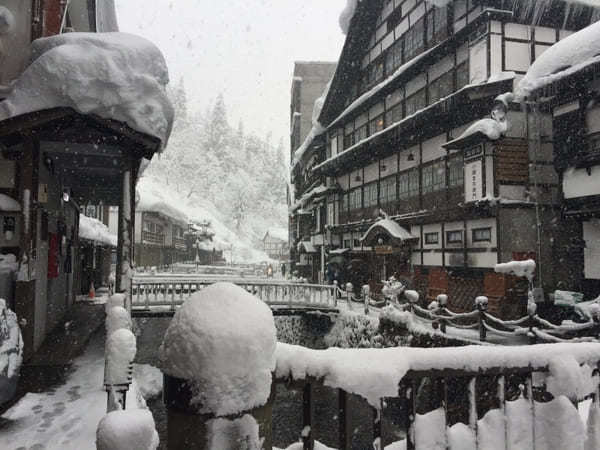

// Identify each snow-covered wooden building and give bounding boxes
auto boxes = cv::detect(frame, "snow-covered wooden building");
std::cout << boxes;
[0,1,172,358]
[519,20,600,299]
[292,0,600,314]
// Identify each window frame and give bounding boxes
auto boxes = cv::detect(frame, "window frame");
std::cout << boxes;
[472,227,492,243]
[424,232,439,245]
[446,229,463,244]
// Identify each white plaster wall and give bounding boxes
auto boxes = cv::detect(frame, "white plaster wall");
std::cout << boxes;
[422,134,446,163]
[399,145,420,171]
[364,162,379,183]
[583,219,600,279]
[563,166,600,199]
[423,251,443,266]
[468,251,498,268]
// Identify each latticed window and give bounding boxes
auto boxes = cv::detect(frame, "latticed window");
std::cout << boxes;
[364,182,378,207]
[349,188,362,210]
[448,156,464,187]
[399,169,419,199]
[380,176,397,204]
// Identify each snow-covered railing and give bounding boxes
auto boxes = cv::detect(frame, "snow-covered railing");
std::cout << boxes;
[130,278,338,311]
[374,290,600,344]
[274,342,600,450]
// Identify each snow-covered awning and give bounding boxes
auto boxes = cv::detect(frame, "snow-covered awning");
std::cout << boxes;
[329,248,350,255]
[0,194,20,212]
[360,219,418,247]
[297,241,317,253]
[516,20,600,100]
[443,118,507,150]
[79,214,117,247]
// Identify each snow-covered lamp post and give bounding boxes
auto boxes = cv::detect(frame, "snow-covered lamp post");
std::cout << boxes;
[159,282,276,449]
[362,284,370,315]
[475,296,488,342]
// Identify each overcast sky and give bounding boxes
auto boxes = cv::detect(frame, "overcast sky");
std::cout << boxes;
[115,0,347,148]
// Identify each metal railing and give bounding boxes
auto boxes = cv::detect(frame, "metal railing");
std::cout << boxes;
[130,277,338,311]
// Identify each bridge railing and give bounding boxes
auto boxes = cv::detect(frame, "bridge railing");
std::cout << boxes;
[274,343,600,450]
[130,278,338,311]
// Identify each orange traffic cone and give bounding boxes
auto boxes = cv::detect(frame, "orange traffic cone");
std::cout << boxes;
[89,281,95,299]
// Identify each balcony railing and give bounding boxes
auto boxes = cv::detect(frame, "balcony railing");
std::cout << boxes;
[141,230,165,246]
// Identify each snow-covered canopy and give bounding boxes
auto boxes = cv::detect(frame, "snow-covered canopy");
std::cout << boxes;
[297,241,317,253]
[495,259,537,282]
[360,219,418,245]
[444,117,508,149]
[0,193,20,212]
[517,20,600,99]
[0,32,174,148]
[79,214,117,247]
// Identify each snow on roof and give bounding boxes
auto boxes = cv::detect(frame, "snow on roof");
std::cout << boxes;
[516,20,600,99]
[275,340,600,409]
[495,259,536,282]
[291,78,333,170]
[444,118,507,148]
[339,0,359,34]
[360,219,417,243]
[0,32,174,148]
[137,181,188,225]
[79,214,117,247]
[297,241,317,253]
[0,193,20,212]
[265,227,288,242]
[159,283,276,416]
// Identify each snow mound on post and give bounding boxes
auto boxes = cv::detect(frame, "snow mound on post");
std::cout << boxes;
[105,328,136,385]
[0,32,174,148]
[96,409,159,450]
[206,414,262,449]
[495,259,536,281]
[106,306,132,335]
[159,282,277,416]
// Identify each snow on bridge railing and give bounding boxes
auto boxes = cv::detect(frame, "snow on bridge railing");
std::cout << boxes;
[274,342,600,450]
[129,277,338,311]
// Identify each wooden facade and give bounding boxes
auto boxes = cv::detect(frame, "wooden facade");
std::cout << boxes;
[290,0,600,314]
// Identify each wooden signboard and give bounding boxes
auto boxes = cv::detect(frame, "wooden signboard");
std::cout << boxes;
[375,245,394,255]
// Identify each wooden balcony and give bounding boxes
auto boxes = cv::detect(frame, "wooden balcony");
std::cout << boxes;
[141,231,164,246]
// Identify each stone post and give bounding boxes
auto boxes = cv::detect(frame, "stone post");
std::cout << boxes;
[160,282,277,449]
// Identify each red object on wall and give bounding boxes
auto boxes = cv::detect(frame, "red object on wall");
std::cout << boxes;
[512,251,536,261]
[48,233,59,278]
[43,0,65,37]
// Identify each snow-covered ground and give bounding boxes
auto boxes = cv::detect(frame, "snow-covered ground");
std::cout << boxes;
[0,332,146,450]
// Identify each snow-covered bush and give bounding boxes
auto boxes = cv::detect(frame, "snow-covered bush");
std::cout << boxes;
[96,409,159,450]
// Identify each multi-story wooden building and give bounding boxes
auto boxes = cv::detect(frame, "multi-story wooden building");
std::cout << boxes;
[262,228,288,262]
[292,0,600,315]
[523,22,600,299]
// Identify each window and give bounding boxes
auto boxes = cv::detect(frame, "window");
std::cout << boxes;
[404,18,425,61]
[456,61,469,90]
[364,182,378,207]
[422,165,433,194]
[425,232,439,244]
[405,88,426,116]
[385,38,403,74]
[380,176,397,204]
[429,71,454,104]
[385,103,403,126]
[342,193,349,211]
[426,6,448,46]
[432,160,446,192]
[399,169,419,199]
[354,124,368,143]
[448,156,464,187]
[369,115,385,135]
[327,202,336,226]
[472,227,492,242]
[143,220,155,232]
[349,188,362,210]
[446,230,463,244]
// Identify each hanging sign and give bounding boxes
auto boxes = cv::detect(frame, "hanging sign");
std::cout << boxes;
[464,160,483,202]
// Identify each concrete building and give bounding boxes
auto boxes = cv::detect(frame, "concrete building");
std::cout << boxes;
[289,61,336,281]
[290,0,600,316]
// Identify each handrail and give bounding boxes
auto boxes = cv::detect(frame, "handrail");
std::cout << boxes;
[273,342,600,450]
[130,278,338,311]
